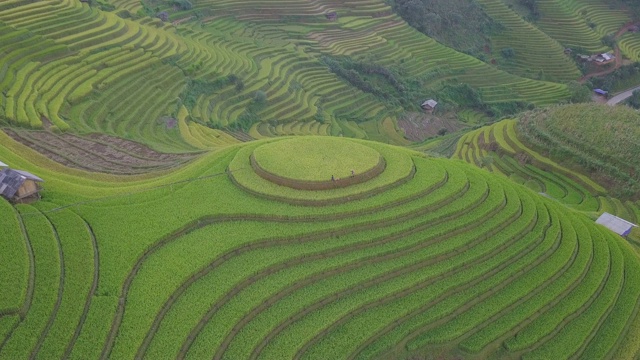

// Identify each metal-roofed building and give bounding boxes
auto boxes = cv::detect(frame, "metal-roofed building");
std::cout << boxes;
[0,168,44,202]
[421,99,438,111]
[596,212,637,237]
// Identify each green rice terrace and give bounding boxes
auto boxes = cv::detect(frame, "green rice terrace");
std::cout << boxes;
[3,132,640,360]
[251,137,382,183]
[1,0,638,149]
[4,0,640,359]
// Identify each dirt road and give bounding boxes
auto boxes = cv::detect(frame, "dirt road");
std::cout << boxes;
[607,85,640,105]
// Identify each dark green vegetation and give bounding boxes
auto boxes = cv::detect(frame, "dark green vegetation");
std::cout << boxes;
[391,0,500,55]
[518,104,640,199]
[453,109,640,242]
[3,134,640,359]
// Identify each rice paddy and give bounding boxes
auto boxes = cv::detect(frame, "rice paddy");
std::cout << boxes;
[1,130,640,359]
[2,0,640,359]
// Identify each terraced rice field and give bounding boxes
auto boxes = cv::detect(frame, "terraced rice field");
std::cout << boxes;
[535,0,609,53]
[518,104,640,199]
[453,117,640,229]
[2,133,640,359]
[476,0,581,82]
[0,0,589,149]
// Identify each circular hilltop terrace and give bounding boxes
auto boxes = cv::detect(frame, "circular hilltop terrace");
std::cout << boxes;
[229,137,416,205]
[251,137,385,190]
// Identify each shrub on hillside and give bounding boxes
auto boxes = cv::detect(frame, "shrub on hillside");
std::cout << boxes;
[392,0,502,55]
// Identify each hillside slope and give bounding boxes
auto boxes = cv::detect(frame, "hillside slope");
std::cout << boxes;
[1,134,640,359]
[518,104,640,199]
[0,0,581,149]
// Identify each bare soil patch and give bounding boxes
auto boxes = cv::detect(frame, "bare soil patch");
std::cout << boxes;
[4,129,197,175]
[398,112,467,142]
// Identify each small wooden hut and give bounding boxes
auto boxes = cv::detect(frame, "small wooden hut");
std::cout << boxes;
[421,99,438,112]
[0,168,44,203]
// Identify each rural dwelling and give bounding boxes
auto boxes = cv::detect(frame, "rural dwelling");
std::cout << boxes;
[595,53,614,64]
[596,212,638,237]
[325,11,338,21]
[0,168,44,203]
[421,99,438,112]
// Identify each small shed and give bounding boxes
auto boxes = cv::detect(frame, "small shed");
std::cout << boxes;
[325,11,337,21]
[0,168,44,203]
[594,88,608,96]
[595,53,614,63]
[596,212,638,237]
[421,99,438,111]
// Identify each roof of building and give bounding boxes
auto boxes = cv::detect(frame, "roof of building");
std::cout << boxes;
[0,169,27,199]
[602,53,612,61]
[0,168,44,200]
[596,212,637,236]
[594,89,608,95]
[13,170,44,182]
[421,99,438,108]
[0,160,7,168]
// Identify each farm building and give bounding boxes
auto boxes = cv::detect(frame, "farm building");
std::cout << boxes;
[596,212,637,237]
[0,168,44,203]
[421,99,438,111]
[594,88,608,96]
[595,53,614,64]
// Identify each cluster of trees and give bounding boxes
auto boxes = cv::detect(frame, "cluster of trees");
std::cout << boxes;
[625,90,640,109]
[391,0,500,56]
[321,56,418,109]
[589,63,640,91]
[518,0,540,21]
[439,83,532,117]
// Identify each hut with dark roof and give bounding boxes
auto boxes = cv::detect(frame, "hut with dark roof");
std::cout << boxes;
[0,168,44,203]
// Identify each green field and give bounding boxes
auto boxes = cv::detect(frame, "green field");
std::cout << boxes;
[2,0,626,147]
[2,0,640,358]
[518,104,640,199]
[252,137,381,181]
[453,112,640,243]
[1,130,640,359]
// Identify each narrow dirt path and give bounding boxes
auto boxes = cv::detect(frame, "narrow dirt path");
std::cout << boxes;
[607,84,640,105]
